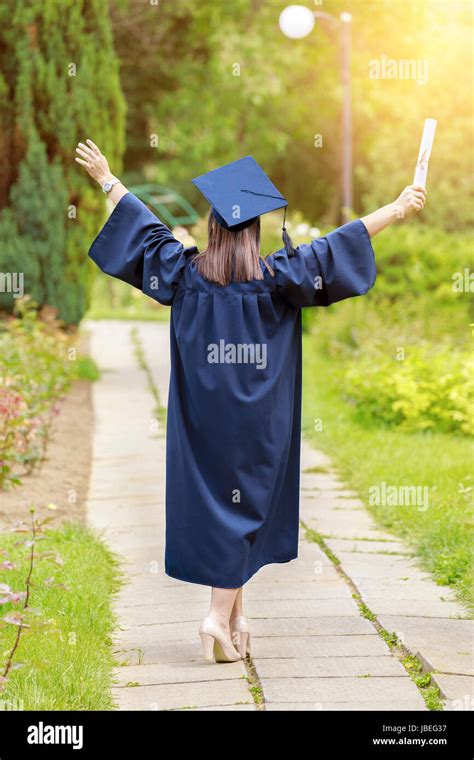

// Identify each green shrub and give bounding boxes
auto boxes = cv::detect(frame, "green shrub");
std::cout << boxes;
[341,342,473,436]
[0,302,94,489]
[299,224,473,437]
[363,224,474,304]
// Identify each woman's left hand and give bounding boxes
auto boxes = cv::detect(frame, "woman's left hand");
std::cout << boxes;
[393,185,427,218]
[75,139,115,186]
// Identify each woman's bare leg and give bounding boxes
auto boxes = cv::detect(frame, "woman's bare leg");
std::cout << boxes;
[230,587,244,622]
[229,587,250,656]
[208,587,241,636]
[200,587,241,661]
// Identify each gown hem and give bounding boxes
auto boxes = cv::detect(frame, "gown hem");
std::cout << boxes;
[165,554,298,588]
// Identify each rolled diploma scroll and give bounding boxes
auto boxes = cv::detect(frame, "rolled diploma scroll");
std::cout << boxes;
[413,118,437,188]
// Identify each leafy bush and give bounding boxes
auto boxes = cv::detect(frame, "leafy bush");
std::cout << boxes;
[0,301,85,489]
[300,223,473,436]
[362,224,474,305]
[341,342,473,436]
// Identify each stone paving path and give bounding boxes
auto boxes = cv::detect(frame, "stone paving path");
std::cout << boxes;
[85,320,473,712]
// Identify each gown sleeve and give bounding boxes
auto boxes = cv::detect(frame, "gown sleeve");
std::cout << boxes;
[268,218,376,308]
[88,191,190,305]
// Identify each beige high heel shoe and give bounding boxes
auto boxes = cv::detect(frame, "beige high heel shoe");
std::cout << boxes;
[199,616,241,663]
[230,615,251,658]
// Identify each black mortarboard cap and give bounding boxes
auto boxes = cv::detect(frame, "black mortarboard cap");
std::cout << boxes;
[192,156,295,256]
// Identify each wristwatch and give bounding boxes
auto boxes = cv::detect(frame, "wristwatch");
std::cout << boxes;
[102,178,121,194]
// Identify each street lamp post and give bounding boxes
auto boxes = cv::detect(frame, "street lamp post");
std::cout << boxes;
[279,5,353,223]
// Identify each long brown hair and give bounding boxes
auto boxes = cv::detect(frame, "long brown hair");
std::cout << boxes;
[194,211,274,286]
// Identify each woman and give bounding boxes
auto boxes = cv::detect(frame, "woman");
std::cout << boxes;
[76,140,426,664]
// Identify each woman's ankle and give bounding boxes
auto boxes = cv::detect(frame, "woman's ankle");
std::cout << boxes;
[207,610,231,629]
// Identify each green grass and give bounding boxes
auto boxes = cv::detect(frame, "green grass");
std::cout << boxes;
[72,355,100,382]
[0,522,122,710]
[402,656,444,711]
[302,338,473,610]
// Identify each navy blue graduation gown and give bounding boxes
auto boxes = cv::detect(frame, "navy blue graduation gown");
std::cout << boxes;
[89,192,376,587]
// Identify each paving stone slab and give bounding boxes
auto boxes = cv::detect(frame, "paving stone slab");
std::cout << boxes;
[377,616,474,675]
[300,447,332,470]
[90,465,163,481]
[112,679,252,710]
[260,676,425,706]
[192,704,256,711]
[250,634,389,659]
[356,578,460,602]
[249,616,375,637]
[336,552,432,581]
[302,497,365,511]
[246,598,360,618]
[444,701,474,712]
[242,580,352,600]
[116,600,224,625]
[292,540,337,564]
[325,538,412,555]
[93,515,160,532]
[89,498,161,525]
[364,598,465,618]
[105,535,164,554]
[117,583,209,607]
[305,514,386,538]
[301,490,362,502]
[120,551,178,570]
[322,528,398,542]
[265,700,426,711]
[134,321,172,404]
[114,637,204,665]
[118,598,361,627]
[253,656,405,678]
[434,675,474,702]
[115,619,201,643]
[89,485,162,500]
[115,659,246,686]
[252,564,341,583]
[300,474,349,491]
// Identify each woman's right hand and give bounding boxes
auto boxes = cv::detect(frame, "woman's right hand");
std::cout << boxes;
[393,185,426,219]
[75,139,116,186]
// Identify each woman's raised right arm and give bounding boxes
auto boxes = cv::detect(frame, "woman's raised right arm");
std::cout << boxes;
[75,138,128,206]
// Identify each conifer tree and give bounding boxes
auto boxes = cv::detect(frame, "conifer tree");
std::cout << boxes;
[0,0,125,323]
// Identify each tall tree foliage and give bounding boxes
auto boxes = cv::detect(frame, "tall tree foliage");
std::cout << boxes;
[0,0,125,323]
[111,0,472,230]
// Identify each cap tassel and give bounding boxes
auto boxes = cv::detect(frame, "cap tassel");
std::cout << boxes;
[282,207,296,258]
[240,188,296,257]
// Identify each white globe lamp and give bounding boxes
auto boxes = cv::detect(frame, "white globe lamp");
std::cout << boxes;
[279,5,315,39]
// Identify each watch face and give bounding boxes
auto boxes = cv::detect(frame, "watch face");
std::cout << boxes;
[103,182,112,192]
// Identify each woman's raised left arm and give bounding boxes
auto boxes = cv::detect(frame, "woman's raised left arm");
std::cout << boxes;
[360,184,426,237]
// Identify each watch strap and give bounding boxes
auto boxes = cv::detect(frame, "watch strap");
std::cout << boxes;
[102,178,121,194]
